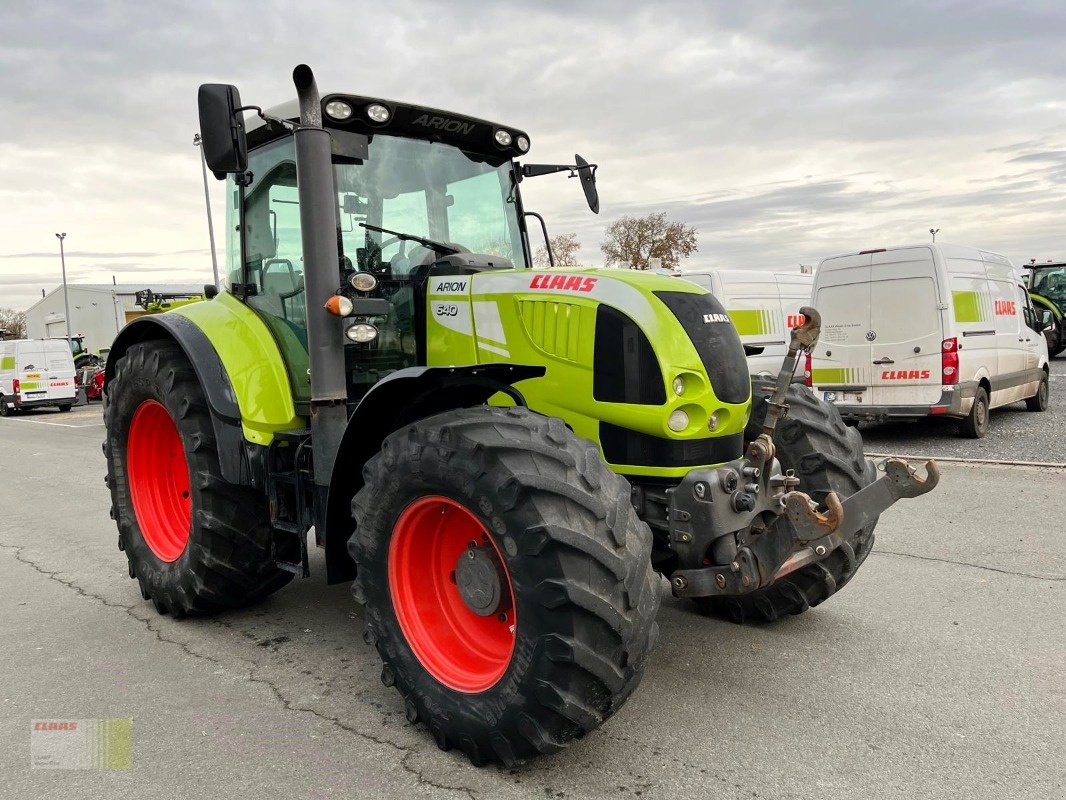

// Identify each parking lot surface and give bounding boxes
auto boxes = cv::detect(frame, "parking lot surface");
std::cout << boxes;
[1,403,1063,799]
[858,354,1066,464]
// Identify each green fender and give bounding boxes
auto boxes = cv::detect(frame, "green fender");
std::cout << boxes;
[1029,293,1063,321]
[170,292,304,445]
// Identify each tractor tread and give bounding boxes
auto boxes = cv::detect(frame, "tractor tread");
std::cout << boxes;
[348,406,660,766]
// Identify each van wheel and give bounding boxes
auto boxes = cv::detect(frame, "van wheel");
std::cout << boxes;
[959,387,990,438]
[58,404,72,413]
[0,396,9,417]
[1025,374,1049,412]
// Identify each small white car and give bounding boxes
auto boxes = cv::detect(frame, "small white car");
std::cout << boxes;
[0,338,78,415]
[809,244,1050,437]
[678,269,813,378]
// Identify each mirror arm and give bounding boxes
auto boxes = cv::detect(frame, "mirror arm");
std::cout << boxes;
[523,212,554,268]
[521,163,597,179]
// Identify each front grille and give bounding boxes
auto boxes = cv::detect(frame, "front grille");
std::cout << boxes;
[593,306,666,404]
[600,422,744,468]
[653,291,750,404]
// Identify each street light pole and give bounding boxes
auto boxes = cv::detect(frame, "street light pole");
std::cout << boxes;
[193,133,221,288]
[55,232,72,346]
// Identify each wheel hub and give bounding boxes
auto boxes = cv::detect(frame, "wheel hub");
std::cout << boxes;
[455,545,507,616]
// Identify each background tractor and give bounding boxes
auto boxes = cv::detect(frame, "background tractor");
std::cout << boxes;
[1026,260,1066,356]
[103,65,936,765]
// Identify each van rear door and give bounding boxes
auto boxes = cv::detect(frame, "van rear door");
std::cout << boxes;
[867,249,943,406]
[811,254,872,401]
[42,340,77,402]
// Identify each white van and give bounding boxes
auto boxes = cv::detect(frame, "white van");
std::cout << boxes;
[0,339,78,416]
[679,269,813,377]
[809,244,1050,437]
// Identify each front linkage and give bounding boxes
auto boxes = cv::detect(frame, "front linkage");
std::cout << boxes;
[666,307,939,599]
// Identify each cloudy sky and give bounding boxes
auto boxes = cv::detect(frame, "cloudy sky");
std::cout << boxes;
[1,0,1064,310]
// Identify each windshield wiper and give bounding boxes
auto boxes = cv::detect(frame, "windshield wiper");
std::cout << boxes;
[359,223,460,256]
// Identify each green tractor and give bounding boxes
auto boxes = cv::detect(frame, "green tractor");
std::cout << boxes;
[103,65,937,765]
[1025,260,1066,356]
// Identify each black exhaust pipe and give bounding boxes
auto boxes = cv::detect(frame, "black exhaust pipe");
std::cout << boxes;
[292,64,347,533]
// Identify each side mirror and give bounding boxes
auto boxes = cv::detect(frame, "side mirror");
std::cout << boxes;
[197,84,248,179]
[575,154,599,214]
[1039,308,1054,331]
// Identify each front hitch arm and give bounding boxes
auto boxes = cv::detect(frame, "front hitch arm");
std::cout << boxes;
[669,457,939,598]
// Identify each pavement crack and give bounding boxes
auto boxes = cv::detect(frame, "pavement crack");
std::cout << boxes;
[0,542,223,665]
[1,541,480,798]
[873,548,1064,581]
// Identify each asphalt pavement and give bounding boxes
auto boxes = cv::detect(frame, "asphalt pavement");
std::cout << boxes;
[0,403,1063,799]
[857,354,1066,463]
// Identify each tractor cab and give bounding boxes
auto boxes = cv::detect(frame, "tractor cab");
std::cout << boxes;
[228,93,594,405]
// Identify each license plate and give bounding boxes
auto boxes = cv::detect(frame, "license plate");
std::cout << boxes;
[26,391,45,397]
[824,391,863,404]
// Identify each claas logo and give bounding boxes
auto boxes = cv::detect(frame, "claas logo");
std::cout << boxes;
[786,313,807,328]
[882,370,931,380]
[529,274,598,293]
[994,299,1016,316]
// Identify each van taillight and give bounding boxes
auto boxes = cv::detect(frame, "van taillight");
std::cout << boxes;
[941,338,958,385]
[804,352,812,387]
[12,379,19,394]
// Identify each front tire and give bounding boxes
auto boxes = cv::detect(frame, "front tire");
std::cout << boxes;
[349,406,660,765]
[104,341,293,616]
[698,386,879,623]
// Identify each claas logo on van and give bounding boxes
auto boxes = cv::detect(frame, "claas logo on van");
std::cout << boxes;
[882,370,931,380]
[994,300,1016,316]
[528,274,598,293]
[786,313,807,329]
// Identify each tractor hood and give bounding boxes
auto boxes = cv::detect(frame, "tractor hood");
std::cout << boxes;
[425,267,753,477]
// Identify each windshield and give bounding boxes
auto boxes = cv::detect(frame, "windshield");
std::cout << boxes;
[230,134,527,404]
[1031,267,1066,306]
[335,136,527,272]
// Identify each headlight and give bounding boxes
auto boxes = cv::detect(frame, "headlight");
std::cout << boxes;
[494,129,513,146]
[349,271,377,292]
[667,409,689,432]
[516,135,530,153]
[345,323,378,343]
[325,100,353,120]
[672,376,685,396]
[366,103,391,123]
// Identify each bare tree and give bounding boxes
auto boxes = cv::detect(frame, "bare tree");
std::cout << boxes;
[600,212,698,270]
[533,233,581,267]
[0,308,27,339]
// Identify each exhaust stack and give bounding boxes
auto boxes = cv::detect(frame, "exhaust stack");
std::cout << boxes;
[292,63,347,531]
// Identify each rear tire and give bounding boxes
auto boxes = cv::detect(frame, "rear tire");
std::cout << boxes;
[104,341,293,616]
[58,404,72,412]
[959,387,990,438]
[349,406,660,765]
[0,396,9,417]
[1025,374,1049,412]
[697,385,878,623]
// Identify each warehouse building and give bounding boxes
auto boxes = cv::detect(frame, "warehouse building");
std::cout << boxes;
[24,283,205,355]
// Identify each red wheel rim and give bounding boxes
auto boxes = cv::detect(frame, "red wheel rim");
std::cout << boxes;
[127,399,191,562]
[388,496,516,693]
